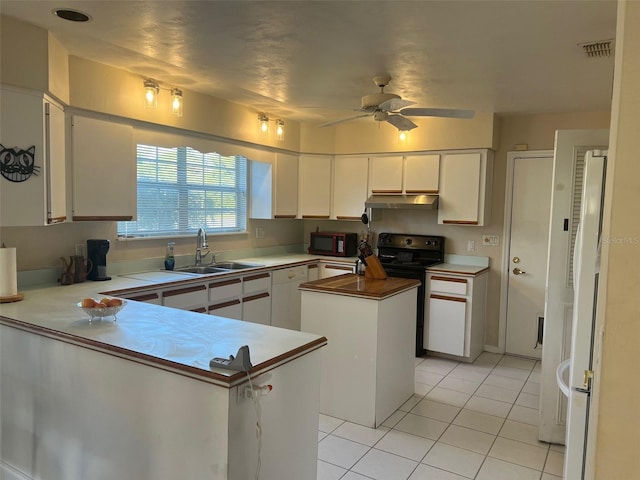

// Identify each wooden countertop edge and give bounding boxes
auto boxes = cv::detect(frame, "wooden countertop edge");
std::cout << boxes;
[299,276,421,300]
[0,314,327,388]
[426,266,490,276]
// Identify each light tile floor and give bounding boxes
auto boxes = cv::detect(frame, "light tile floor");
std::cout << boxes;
[318,353,565,480]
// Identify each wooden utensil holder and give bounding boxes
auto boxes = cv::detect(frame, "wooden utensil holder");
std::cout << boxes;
[364,255,387,280]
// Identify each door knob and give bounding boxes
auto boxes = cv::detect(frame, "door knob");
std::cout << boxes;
[513,267,526,275]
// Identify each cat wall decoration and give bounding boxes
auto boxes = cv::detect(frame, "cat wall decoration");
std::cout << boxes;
[0,144,39,182]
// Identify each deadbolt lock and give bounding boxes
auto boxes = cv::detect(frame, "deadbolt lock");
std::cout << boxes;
[513,256,520,264]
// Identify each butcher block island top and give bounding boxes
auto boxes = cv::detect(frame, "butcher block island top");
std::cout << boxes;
[299,273,420,300]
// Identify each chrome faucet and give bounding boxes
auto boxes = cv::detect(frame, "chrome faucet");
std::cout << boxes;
[194,227,209,265]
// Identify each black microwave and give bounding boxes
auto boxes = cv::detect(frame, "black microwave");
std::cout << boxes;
[309,232,358,257]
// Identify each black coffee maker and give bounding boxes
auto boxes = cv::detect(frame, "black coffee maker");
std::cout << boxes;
[87,239,111,281]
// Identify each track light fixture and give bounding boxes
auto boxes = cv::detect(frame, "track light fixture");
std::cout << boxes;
[143,79,184,116]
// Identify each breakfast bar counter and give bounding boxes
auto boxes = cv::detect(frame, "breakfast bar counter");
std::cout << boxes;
[0,280,326,480]
[300,274,419,428]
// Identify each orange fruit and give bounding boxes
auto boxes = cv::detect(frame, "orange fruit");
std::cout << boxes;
[81,298,96,308]
[107,298,122,307]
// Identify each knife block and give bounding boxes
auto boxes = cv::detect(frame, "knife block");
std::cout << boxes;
[364,255,387,280]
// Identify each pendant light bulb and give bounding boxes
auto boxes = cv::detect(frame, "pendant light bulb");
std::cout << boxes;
[276,119,285,141]
[171,88,183,117]
[399,130,409,143]
[258,113,269,134]
[143,80,159,109]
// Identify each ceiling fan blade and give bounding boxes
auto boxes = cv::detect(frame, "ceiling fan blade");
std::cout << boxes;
[386,115,418,131]
[318,113,372,128]
[399,107,475,119]
[378,97,415,112]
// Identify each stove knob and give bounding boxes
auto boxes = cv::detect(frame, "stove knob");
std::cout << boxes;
[405,238,413,246]
[425,240,431,246]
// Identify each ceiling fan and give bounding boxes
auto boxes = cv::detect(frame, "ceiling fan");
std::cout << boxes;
[319,75,475,131]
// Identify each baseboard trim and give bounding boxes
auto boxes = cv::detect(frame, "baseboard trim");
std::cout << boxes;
[483,344,502,354]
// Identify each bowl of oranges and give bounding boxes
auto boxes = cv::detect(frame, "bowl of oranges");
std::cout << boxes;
[78,297,126,321]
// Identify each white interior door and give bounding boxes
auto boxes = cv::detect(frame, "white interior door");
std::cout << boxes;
[505,153,553,358]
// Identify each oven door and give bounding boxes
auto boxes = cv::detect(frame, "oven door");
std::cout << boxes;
[383,266,427,356]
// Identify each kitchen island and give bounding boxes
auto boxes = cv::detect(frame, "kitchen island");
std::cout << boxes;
[299,274,420,428]
[0,280,326,480]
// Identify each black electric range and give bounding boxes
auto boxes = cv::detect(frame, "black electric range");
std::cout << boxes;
[377,233,445,356]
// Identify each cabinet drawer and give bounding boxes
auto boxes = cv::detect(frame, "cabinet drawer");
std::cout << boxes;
[162,284,207,309]
[272,265,308,283]
[125,291,161,305]
[209,299,242,320]
[243,272,271,294]
[429,276,468,295]
[209,278,242,302]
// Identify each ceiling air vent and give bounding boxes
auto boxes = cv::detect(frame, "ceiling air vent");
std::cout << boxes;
[579,39,614,58]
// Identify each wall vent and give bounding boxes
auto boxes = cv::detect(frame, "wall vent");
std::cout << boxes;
[579,39,614,58]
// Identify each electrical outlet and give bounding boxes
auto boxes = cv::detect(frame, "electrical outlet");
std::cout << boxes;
[255,227,265,239]
[482,235,500,246]
[467,240,475,252]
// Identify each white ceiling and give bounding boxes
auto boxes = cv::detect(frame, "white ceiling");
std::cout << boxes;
[1,1,618,124]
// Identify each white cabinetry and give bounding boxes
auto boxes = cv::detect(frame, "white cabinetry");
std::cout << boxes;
[242,272,271,325]
[299,155,332,218]
[123,290,162,305]
[404,154,440,193]
[369,156,403,194]
[333,156,369,220]
[307,264,320,282]
[319,262,355,279]
[208,277,242,320]
[0,87,66,226]
[438,150,493,226]
[71,115,135,221]
[271,265,308,331]
[274,153,298,218]
[162,283,208,313]
[249,153,299,219]
[426,271,487,361]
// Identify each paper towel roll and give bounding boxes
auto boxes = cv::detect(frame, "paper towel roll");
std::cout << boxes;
[0,247,18,297]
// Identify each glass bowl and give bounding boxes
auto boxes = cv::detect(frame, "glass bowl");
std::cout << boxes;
[77,300,127,321]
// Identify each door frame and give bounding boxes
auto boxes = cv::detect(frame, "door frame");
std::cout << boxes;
[498,150,554,354]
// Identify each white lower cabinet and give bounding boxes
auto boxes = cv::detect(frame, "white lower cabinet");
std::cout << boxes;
[242,272,271,325]
[208,277,242,320]
[425,271,487,361]
[162,283,208,313]
[307,264,319,282]
[319,262,355,279]
[123,290,162,305]
[271,265,308,331]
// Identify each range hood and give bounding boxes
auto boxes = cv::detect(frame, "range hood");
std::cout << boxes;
[365,194,438,210]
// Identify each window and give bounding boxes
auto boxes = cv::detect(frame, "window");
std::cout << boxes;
[117,144,247,238]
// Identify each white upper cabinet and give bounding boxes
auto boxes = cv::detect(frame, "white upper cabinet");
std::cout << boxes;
[438,150,493,226]
[250,152,299,220]
[71,115,135,221]
[299,154,332,218]
[404,154,440,194]
[0,87,66,226]
[274,153,298,218]
[333,156,369,220]
[369,155,403,194]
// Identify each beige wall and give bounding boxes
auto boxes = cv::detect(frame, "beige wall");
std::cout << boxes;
[0,16,48,92]
[594,1,640,477]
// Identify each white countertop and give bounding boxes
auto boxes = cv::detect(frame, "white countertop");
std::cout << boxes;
[427,263,490,276]
[1,255,334,386]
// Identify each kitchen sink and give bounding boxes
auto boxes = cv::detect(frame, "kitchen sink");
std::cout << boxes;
[209,262,263,270]
[174,262,263,274]
[174,266,230,274]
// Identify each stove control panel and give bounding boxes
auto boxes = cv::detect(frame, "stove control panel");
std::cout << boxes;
[377,233,444,251]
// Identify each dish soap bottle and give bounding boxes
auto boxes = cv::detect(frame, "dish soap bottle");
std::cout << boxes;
[164,242,175,271]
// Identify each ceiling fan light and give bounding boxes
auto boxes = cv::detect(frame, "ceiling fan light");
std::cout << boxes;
[399,130,409,142]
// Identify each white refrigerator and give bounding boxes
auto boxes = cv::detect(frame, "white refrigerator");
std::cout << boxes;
[556,149,607,479]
